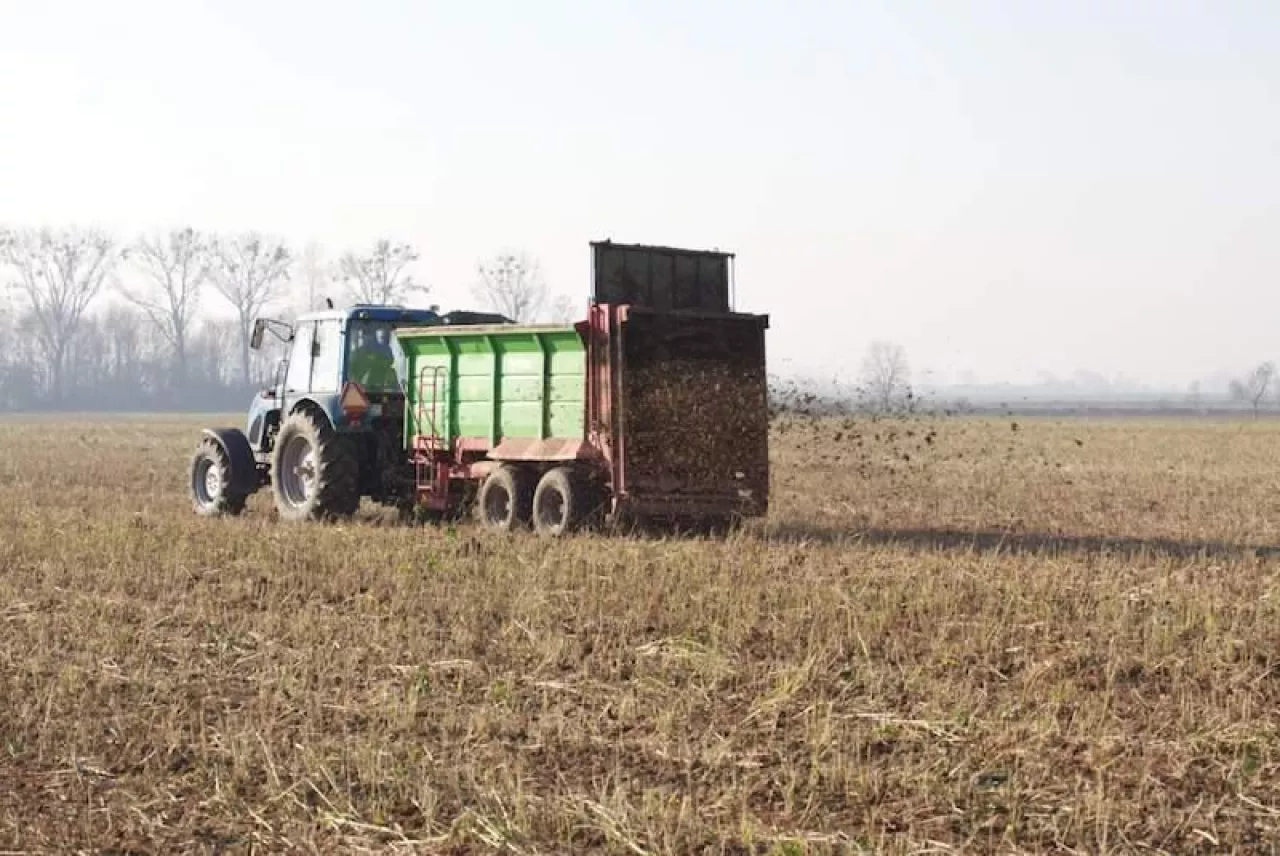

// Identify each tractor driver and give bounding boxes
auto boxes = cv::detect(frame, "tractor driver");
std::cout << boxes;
[349,324,398,391]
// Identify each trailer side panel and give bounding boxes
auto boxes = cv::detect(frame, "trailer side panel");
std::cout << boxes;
[397,325,587,457]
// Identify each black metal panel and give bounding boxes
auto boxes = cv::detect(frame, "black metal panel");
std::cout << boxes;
[617,308,770,514]
[591,241,732,313]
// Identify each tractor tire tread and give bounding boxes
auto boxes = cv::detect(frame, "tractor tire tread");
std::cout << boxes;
[315,429,361,517]
[191,436,248,517]
[271,406,361,521]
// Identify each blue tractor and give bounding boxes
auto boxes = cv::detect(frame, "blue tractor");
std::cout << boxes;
[188,303,511,521]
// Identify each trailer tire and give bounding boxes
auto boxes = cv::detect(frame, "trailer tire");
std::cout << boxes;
[532,466,597,537]
[270,406,361,522]
[190,436,248,517]
[477,464,534,532]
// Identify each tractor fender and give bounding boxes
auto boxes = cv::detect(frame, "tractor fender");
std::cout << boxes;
[288,395,340,430]
[201,428,259,495]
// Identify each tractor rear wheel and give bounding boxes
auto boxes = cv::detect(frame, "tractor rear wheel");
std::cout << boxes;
[189,437,248,517]
[270,407,360,522]
[477,464,534,532]
[531,466,598,537]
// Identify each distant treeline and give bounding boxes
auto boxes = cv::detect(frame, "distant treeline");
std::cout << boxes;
[0,224,571,413]
[0,225,322,412]
[0,309,265,412]
[2,224,1269,417]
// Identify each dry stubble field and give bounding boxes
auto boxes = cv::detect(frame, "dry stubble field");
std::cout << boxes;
[2,411,1280,854]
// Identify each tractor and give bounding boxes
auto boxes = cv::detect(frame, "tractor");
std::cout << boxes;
[188,303,510,521]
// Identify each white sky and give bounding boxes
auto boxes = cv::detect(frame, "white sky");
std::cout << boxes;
[1,0,1277,389]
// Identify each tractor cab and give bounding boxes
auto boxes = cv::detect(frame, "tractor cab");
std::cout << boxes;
[245,304,445,458]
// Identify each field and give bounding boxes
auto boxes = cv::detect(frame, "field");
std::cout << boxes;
[2,412,1280,854]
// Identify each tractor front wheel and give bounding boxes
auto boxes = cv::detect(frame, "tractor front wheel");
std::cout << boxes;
[270,407,360,522]
[190,437,248,517]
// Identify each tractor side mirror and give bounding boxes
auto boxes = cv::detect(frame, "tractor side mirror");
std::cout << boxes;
[250,319,266,351]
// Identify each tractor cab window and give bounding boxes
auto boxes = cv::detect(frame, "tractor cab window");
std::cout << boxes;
[284,323,314,392]
[347,320,400,392]
[311,320,341,393]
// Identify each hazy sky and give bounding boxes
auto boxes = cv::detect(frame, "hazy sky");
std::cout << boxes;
[1,0,1276,389]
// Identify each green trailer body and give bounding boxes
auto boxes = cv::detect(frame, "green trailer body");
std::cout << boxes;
[397,324,590,459]
[393,301,770,527]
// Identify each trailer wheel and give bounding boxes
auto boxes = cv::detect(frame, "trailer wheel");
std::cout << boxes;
[189,437,248,517]
[477,464,534,531]
[270,406,361,522]
[532,466,597,537]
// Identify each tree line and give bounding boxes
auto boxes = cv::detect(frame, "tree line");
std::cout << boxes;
[0,225,568,412]
[1229,362,1280,416]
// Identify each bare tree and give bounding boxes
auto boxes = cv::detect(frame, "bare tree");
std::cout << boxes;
[337,239,425,305]
[0,226,118,401]
[296,240,330,311]
[0,298,37,409]
[859,340,910,414]
[472,251,548,322]
[1229,361,1276,417]
[190,318,241,388]
[118,227,211,385]
[0,292,11,365]
[208,233,293,385]
[99,305,145,387]
[546,293,578,324]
